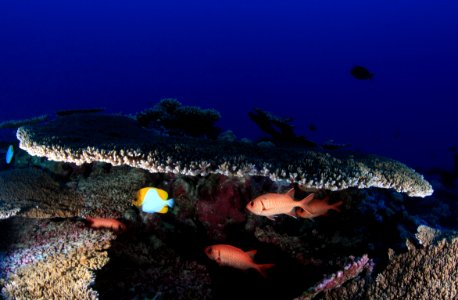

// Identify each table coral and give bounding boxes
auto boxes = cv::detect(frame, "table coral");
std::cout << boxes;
[17,113,433,197]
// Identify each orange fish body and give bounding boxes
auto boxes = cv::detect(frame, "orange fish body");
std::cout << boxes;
[85,216,126,232]
[296,196,343,219]
[205,244,274,277]
[246,189,314,220]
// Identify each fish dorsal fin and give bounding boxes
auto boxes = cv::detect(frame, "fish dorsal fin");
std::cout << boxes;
[155,188,169,200]
[158,206,168,213]
[301,193,315,205]
[134,187,151,206]
[245,250,257,258]
[286,188,295,198]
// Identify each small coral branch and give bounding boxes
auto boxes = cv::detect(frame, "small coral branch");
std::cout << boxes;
[296,254,374,300]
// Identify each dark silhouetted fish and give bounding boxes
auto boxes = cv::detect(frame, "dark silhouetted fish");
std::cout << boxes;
[350,66,374,80]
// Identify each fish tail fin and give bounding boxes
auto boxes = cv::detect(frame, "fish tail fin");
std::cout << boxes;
[167,198,174,208]
[256,263,274,278]
[331,201,344,212]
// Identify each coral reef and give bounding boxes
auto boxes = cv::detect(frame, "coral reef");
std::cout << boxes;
[296,255,374,300]
[366,236,458,299]
[0,157,452,299]
[136,98,221,138]
[0,218,114,299]
[74,165,149,218]
[305,226,458,300]
[195,175,248,240]
[2,103,456,299]
[94,231,213,299]
[0,168,83,219]
[0,163,150,220]
[17,113,432,197]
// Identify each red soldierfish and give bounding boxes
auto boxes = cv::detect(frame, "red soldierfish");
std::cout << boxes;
[296,195,343,219]
[85,216,126,232]
[246,189,314,220]
[205,244,274,278]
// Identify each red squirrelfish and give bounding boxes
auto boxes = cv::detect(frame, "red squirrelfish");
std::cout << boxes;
[296,195,343,219]
[246,189,314,220]
[205,244,274,278]
[85,216,126,232]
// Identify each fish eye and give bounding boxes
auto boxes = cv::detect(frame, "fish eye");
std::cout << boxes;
[206,247,212,254]
[249,201,254,207]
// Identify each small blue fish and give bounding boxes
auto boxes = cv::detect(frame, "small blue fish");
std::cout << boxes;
[133,187,174,214]
[5,145,14,164]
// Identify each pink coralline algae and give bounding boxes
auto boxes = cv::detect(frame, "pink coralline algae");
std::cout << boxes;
[295,254,374,300]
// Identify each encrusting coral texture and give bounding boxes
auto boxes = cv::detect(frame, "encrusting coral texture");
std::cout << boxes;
[367,237,458,299]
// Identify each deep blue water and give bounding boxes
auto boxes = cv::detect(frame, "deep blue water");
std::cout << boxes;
[1,1,457,170]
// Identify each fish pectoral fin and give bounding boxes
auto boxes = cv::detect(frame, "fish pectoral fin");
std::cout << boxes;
[155,188,169,200]
[158,206,168,213]
[267,215,277,221]
[286,209,297,219]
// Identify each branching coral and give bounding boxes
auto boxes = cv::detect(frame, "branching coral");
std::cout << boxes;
[16,114,433,197]
[75,165,149,218]
[0,218,114,299]
[2,249,108,300]
[0,168,83,219]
